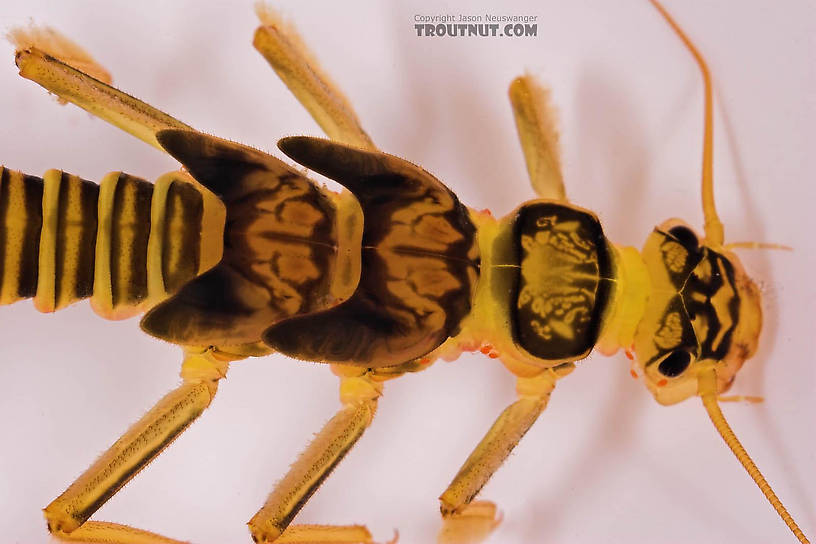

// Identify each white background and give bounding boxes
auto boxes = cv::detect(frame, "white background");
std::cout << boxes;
[0,1,814,543]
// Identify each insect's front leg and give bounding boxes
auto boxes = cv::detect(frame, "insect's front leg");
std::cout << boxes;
[247,364,385,544]
[508,75,565,202]
[11,28,192,151]
[43,346,236,544]
[437,364,573,544]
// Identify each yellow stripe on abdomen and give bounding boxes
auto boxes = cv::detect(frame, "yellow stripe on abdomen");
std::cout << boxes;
[146,173,205,300]
[34,170,98,312]
[0,166,224,320]
[91,172,152,318]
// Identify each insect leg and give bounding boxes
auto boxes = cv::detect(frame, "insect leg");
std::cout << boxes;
[272,525,385,544]
[11,27,192,151]
[723,241,793,252]
[42,347,236,543]
[508,75,566,201]
[437,367,566,544]
[253,4,375,151]
[37,523,188,544]
[247,365,382,543]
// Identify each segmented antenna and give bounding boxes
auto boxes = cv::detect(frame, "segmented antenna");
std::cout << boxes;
[698,368,809,543]
[650,2,810,541]
[649,0,723,247]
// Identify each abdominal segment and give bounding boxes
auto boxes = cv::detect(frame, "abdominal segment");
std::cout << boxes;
[0,166,218,318]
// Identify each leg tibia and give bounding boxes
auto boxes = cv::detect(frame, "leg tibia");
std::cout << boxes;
[439,396,546,515]
[13,40,191,150]
[43,381,213,533]
[43,348,229,535]
[438,371,559,543]
[247,402,374,541]
[248,368,381,543]
[9,25,112,89]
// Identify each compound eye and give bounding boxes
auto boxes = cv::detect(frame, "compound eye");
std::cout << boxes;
[667,225,699,252]
[657,350,692,377]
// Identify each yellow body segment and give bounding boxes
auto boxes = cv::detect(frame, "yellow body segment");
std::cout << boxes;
[33,170,63,312]
[92,172,153,318]
[148,171,225,302]
[595,245,651,356]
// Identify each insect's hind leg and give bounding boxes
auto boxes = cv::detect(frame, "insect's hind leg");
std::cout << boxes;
[43,347,236,544]
[43,522,188,544]
[253,4,375,151]
[247,365,386,544]
[509,75,566,202]
[10,27,192,151]
[437,366,570,544]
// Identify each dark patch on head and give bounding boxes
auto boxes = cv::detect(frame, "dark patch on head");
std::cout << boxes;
[667,225,699,252]
[658,350,691,377]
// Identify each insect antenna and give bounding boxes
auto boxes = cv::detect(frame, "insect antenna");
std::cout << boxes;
[649,0,722,247]
[651,2,810,541]
[698,367,809,543]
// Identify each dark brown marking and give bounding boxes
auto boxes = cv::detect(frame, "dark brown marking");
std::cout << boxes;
[143,130,338,346]
[161,181,203,293]
[645,229,741,366]
[54,173,98,303]
[0,168,9,297]
[266,137,479,367]
[510,202,611,361]
[110,174,153,307]
[19,173,44,298]
[73,175,99,299]
[55,172,68,303]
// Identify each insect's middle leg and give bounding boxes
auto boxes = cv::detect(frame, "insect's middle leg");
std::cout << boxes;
[43,347,235,544]
[437,367,568,544]
[247,365,383,544]
[253,4,375,151]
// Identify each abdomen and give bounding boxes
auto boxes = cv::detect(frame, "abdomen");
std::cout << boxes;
[0,166,224,319]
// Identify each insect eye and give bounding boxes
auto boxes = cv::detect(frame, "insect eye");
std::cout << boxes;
[667,225,699,251]
[657,350,692,377]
